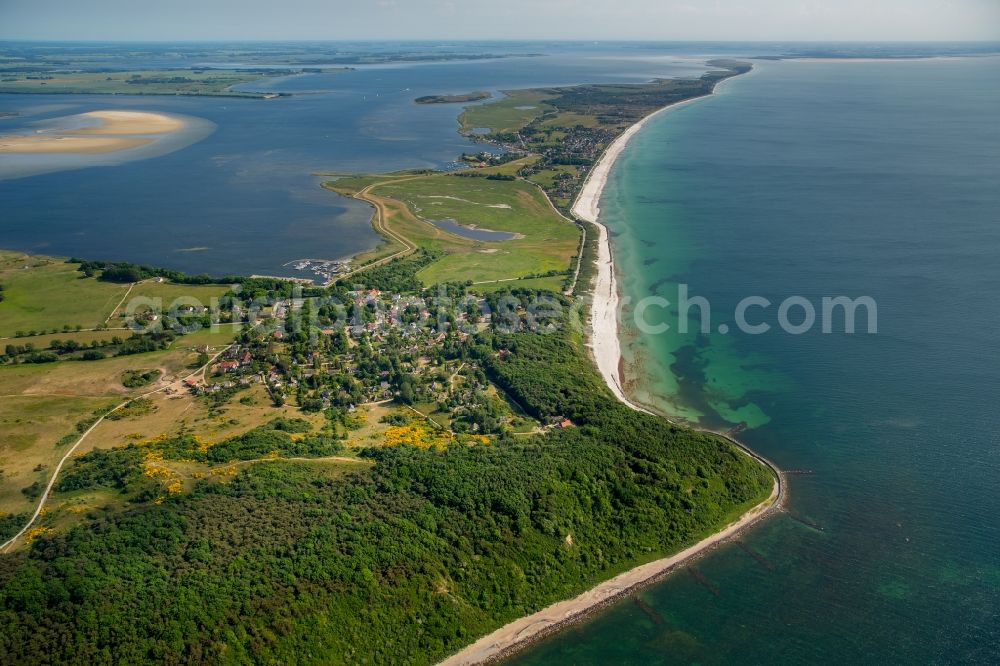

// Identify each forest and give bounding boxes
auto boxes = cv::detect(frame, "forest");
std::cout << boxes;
[0,305,771,664]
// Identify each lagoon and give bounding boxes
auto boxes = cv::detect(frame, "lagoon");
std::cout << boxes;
[0,43,715,280]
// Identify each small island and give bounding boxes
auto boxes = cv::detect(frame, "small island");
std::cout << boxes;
[415,90,492,104]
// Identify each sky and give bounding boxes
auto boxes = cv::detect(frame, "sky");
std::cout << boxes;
[1,0,999,42]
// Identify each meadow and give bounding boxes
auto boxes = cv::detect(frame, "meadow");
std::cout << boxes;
[459,90,554,134]
[326,172,580,287]
[0,251,129,337]
[0,251,231,337]
[0,321,238,517]
[2,244,454,535]
[0,69,276,97]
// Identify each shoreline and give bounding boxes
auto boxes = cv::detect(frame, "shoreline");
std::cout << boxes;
[572,72,747,409]
[438,65,782,666]
[439,478,780,666]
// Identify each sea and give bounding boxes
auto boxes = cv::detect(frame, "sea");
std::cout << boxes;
[3,42,999,663]
[510,55,1000,664]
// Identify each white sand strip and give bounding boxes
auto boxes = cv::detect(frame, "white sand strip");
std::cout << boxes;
[438,68,774,666]
[573,82,740,408]
[440,476,779,666]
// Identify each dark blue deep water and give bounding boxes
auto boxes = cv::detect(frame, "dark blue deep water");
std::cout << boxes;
[511,57,1000,664]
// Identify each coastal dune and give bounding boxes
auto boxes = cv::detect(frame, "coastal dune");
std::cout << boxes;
[440,69,781,666]
[0,110,184,154]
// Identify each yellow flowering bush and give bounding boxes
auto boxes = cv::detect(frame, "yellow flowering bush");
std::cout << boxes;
[383,424,450,450]
[25,526,53,545]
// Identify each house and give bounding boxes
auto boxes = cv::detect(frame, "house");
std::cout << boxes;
[217,360,239,372]
[545,415,573,428]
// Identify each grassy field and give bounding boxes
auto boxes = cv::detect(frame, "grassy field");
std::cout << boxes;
[0,327,236,398]
[0,250,233,337]
[459,90,554,134]
[0,69,275,97]
[0,395,113,515]
[106,281,232,326]
[537,111,600,129]
[329,172,580,286]
[0,326,238,516]
[473,275,567,293]
[0,251,129,337]
[125,281,231,304]
[78,383,327,457]
[0,249,242,520]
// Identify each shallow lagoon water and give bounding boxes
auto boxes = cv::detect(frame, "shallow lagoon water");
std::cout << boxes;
[0,44,715,279]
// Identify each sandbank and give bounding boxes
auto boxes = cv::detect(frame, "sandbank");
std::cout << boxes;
[0,109,185,155]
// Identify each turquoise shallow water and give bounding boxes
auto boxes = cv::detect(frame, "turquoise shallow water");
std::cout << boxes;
[511,58,1000,664]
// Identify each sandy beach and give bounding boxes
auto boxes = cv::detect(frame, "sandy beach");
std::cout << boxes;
[438,68,779,666]
[572,87,734,407]
[439,477,779,666]
[0,110,183,154]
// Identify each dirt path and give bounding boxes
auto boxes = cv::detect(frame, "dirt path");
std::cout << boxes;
[105,281,137,324]
[327,179,420,285]
[0,343,235,553]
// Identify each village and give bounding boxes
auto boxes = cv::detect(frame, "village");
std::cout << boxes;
[188,287,573,442]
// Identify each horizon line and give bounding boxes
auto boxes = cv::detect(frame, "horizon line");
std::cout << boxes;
[2,38,1000,45]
